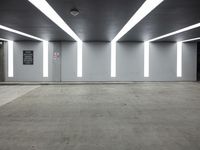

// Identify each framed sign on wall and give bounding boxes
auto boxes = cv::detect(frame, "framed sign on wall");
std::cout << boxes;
[23,50,34,65]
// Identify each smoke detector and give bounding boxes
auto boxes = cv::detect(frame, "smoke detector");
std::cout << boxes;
[70,8,79,16]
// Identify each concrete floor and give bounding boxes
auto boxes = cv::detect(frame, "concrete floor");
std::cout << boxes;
[0,83,200,150]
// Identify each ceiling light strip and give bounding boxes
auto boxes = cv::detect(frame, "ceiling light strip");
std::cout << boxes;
[0,38,9,42]
[0,25,43,41]
[112,0,164,42]
[182,37,200,43]
[149,23,200,42]
[29,0,81,42]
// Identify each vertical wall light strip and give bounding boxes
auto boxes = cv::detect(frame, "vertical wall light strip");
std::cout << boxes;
[111,41,116,77]
[8,41,14,77]
[144,41,150,77]
[177,42,182,77]
[43,41,48,77]
[77,41,82,77]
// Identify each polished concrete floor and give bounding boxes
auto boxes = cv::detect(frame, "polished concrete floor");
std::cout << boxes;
[0,83,200,150]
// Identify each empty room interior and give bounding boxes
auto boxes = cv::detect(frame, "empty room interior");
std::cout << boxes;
[0,0,200,149]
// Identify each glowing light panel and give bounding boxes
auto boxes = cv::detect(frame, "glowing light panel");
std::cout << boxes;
[182,37,200,43]
[177,42,182,78]
[111,41,116,77]
[43,41,48,77]
[149,23,200,42]
[0,25,43,41]
[77,41,83,77]
[144,41,150,77]
[8,41,14,77]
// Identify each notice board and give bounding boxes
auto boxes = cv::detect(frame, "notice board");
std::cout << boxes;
[23,50,33,65]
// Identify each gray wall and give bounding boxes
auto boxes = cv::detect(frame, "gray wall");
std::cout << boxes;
[4,41,197,82]
[182,43,197,81]
[82,42,111,81]
[148,42,177,81]
[61,42,77,81]
[116,42,144,81]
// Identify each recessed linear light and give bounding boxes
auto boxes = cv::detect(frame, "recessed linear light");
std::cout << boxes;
[8,41,14,78]
[0,25,43,41]
[0,38,9,42]
[77,41,82,77]
[112,0,164,43]
[182,37,200,43]
[144,41,150,77]
[111,41,116,77]
[149,23,200,42]
[0,38,14,77]
[177,42,182,78]
[43,41,49,78]
[28,0,81,42]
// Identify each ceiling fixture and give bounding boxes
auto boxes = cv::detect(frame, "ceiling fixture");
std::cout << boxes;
[70,8,80,16]
[112,0,164,42]
[28,0,81,42]
[149,23,200,42]
[0,24,43,41]
[182,37,200,43]
[0,38,9,42]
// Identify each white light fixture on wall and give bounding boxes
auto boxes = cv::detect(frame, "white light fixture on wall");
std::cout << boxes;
[0,38,14,78]
[8,41,14,78]
[77,41,82,77]
[111,0,164,77]
[43,41,49,77]
[177,42,182,78]
[144,41,150,77]
[149,23,200,42]
[111,41,116,77]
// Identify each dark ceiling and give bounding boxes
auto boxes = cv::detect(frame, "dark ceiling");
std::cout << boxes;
[0,0,200,42]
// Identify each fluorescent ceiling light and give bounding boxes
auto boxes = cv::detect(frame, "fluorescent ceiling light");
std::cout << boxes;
[8,41,14,78]
[111,41,116,77]
[0,38,9,41]
[77,41,82,77]
[144,41,150,77]
[29,0,81,42]
[177,42,182,78]
[182,37,200,43]
[149,23,200,42]
[112,0,164,42]
[0,24,43,41]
